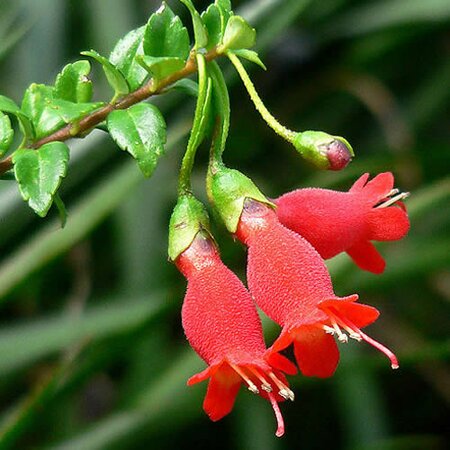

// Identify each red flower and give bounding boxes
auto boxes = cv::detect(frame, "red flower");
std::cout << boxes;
[275,172,410,273]
[236,200,399,378]
[176,233,297,437]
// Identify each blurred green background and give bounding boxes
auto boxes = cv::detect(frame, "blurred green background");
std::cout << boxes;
[0,0,449,449]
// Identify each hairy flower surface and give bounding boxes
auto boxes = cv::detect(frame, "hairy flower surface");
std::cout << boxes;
[176,233,297,437]
[236,200,399,378]
[275,172,410,273]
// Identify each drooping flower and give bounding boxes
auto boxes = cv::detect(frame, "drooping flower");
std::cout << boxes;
[176,232,297,437]
[235,199,399,378]
[275,172,410,273]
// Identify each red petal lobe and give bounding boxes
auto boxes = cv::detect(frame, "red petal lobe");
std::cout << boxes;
[203,366,241,421]
[368,207,410,241]
[346,240,386,274]
[293,326,340,378]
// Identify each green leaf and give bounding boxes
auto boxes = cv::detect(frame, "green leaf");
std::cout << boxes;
[0,94,34,141]
[136,55,186,81]
[0,111,14,156]
[0,94,22,115]
[54,60,93,103]
[143,3,190,79]
[229,49,266,70]
[81,49,129,98]
[215,0,232,34]
[107,103,166,177]
[222,15,256,50]
[53,193,67,228]
[109,26,148,91]
[201,5,222,49]
[13,141,70,217]
[168,79,199,97]
[22,83,103,140]
[179,0,208,49]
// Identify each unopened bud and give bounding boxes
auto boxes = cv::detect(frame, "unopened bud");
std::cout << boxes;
[293,131,354,171]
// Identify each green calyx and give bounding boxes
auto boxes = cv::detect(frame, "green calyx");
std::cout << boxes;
[219,15,256,52]
[168,194,212,261]
[209,166,273,233]
[293,131,354,171]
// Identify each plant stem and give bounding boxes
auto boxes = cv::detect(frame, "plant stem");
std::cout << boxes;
[178,53,209,195]
[0,47,220,176]
[227,51,296,143]
[207,61,230,171]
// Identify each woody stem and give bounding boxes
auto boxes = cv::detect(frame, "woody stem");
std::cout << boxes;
[0,47,221,176]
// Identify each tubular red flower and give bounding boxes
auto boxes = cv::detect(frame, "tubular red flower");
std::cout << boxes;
[275,172,410,273]
[236,200,399,378]
[176,233,297,437]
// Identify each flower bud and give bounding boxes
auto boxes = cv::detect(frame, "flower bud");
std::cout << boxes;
[293,131,354,171]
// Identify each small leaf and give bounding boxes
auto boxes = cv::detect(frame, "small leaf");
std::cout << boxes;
[0,94,34,140]
[229,49,266,70]
[109,26,148,91]
[0,94,22,115]
[13,142,70,217]
[222,15,256,50]
[215,0,232,33]
[0,112,14,157]
[22,84,103,139]
[179,0,208,49]
[54,60,93,103]
[81,50,129,98]
[168,79,199,97]
[136,55,186,81]
[143,3,190,73]
[107,103,166,177]
[201,5,222,49]
[53,193,67,228]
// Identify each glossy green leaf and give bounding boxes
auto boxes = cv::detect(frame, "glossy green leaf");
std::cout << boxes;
[54,60,93,103]
[107,103,166,177]
[229,49,266,69]
[0,111,13,156]
[136,55,186,81]
[201,4,222,49]
[0,94,22,115]
[0,94,34,140]
[22,83,103,140]
[143,3,190,75]
[216,0,232,35]
[222,15,256,50]
[81,49,129,98]
[109,26,148,91]
[179,0,208,49]
[168,79,199,97]
[53,193,67,228]
[13,142,70,217]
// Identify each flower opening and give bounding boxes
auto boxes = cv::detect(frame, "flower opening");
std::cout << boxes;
[236,199,398,378]
[275,172,410,273]
[176,232,296,437]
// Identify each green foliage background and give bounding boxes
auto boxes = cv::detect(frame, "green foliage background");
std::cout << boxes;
[0,0,449,448]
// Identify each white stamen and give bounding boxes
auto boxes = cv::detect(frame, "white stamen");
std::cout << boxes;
[268,372,295,401]
[330,318,348,343]
[248,367,273,393]
[230,364,259,395]
[377,191,410,208]
[323,325,335,335]
[340,323,363,341]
